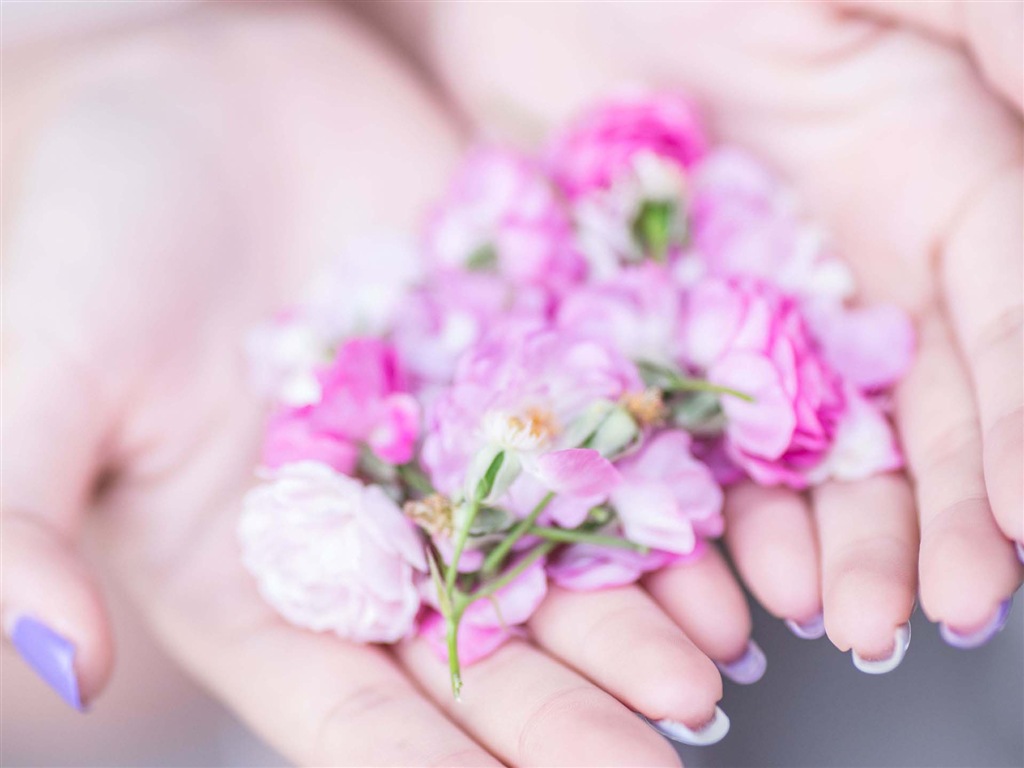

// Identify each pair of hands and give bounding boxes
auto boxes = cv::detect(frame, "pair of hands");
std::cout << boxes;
[3,2,1020,766]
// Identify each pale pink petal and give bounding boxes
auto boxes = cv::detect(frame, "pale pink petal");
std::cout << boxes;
[533,448,622,499]
[808,304,915,391]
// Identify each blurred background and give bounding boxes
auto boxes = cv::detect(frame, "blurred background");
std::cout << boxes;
[2,3,1022,766]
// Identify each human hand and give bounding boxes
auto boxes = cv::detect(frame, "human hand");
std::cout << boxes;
[384,0,1023,666]
[2,6,750,765]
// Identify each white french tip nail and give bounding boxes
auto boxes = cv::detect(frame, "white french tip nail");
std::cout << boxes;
[851,621,911,675]
[649,705,730,747]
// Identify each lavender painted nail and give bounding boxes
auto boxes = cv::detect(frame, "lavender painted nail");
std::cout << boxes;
[10,617,83,710]
[716,639,766,684]
[1015,541,1024,566]
[940,598,1013,649]
[785,613,825,640]
[648,706,731,747]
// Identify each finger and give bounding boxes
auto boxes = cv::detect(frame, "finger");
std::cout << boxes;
[833,0,1024,112]
[940,165,1024,544]
[0,340,115,709]
[812,474,918,672]
[724,482,824,638]
[529,583,723,728]
[897,310,1022,639]
[642,546,762,684]
[396,638,683,767]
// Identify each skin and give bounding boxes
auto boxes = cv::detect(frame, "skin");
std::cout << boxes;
[360,0,1023,655]
[1,2,1020,766]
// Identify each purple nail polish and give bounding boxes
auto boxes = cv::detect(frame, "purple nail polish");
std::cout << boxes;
[785,613,825,640]
[10,617,83,710]
[716,639,766,685]
[939,598,1013,649]
[1015,541,1024,566]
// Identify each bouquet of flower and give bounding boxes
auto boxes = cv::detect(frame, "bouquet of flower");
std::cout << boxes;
[239,92,913,700]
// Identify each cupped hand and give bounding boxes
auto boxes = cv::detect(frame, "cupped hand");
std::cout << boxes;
[385,0,1023,664]
[1,5,748,766]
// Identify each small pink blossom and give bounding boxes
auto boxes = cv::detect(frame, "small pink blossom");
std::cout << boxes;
[239,462,426,643]
[246,309,329,407]
[547,540,706,591]
[261,409,358,475]
[392,270,548,388]
[557,263,686,366]
[300,338,420,465]
[422,325,640,509]
[419,555,548,665]
[804,303,915,392]
[685,148,854,302]
[546,92,707,200]
[611,430,724,553]
[425,146,585,289]
[683,278,847,487]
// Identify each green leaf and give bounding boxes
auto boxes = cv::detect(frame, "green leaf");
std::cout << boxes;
[465,244,498,271]
[474,450,506,502]
[632,200,677,262]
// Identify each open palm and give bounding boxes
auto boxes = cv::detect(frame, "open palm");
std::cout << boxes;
[394,0,1023,660]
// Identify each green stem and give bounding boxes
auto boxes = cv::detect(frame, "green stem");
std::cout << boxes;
[527,525,649,553]
[471,541,556,604]
[446,596,467,700]
[482,492,555,576]
[398,463,435,496]
[664,377,753,402]
[445,498,480,593]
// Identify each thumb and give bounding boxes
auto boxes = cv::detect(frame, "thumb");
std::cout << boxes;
[2,338,115,711]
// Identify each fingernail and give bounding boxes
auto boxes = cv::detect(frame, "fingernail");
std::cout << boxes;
[648,705,731,747]
[9,616,83,710]
[785,613,825,640]
[851,621,911,675]
[1015,541,1024,566]
[939,597,1012,649]
[716,639,766,684]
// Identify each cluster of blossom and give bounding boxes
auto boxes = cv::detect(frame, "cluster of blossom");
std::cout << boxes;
[239,92,914,696]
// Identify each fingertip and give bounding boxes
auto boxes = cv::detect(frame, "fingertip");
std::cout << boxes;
[823,559,914,657]
[2,514,115,708]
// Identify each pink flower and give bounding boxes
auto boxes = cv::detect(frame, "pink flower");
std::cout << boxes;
[301,338,420,465]
[425,146,585,289]
[804,303,915,392]
[422,325,639,517]
[246,309,329,407]
[684,148,854,302]
[392,270,548,388]
[261,409,358,475]
[239,462,426,643]
[684,278,900,487]
[556,263,685,366]
[611,431,723,554]
[419,555,548,665]
[546,92,707,200]
[547,540,706,591]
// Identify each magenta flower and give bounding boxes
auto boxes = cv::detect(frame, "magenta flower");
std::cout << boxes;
[419,555,548,665]
[425,146,585,289]
[684,278,900,487]
[239,462,426,643]
[422,324,639,517]
[261,409,359,475]
[611,430,724,554]
[546,91,707,200]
